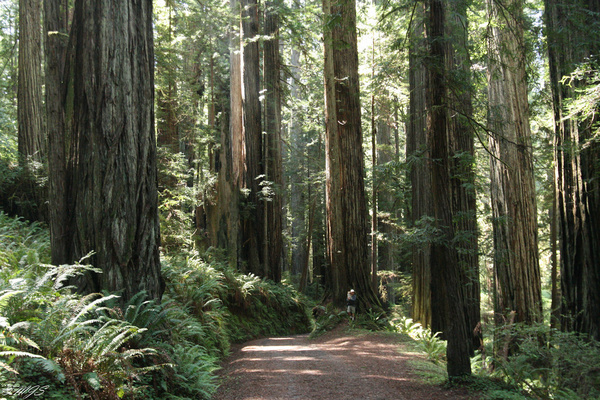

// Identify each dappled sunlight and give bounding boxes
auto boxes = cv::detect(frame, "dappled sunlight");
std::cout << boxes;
[214,333,477,400]
[242,345,315,352]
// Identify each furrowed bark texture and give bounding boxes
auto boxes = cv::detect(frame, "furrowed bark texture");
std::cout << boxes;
[240,0,264,275]
[68,0,163,302]
[446,0,480,354]
[264,0,283,282]
[545,0,600,339]
[228,0,243,267]
[18,0,44,162]
[427,0,471,377]
[487,0,542,325]
[323,0,379,308]
[45,0,69,265]
[408,3,433,329]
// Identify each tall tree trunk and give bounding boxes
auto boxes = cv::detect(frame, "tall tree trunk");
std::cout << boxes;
[446,0,480,354]
[289,49,308,278]
[45,0,69,265]
[427,0,471,377]
[370,87,378,293]
[550,170,560,329]
[407,3,432,328]
[264,0,283,282]
[487,0,542,328]
[240,0,264,275]
[204,36,237,267]
[545,0,600,339]
[323,0,379,308]
[18,0,43,163]
[376,112,395,274]
[65,0,164,302]
[228,0,243,268]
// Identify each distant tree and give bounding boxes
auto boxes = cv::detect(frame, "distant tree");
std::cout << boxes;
[323,0,380,307]
[289,48,308,279]
[545,0,600,340]
[17,0,43,163]
[487,0,542,328]
[48,0,164,302]
[155,1,180,152]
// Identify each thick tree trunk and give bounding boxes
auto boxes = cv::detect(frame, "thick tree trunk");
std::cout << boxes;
[228,0,244,268]
[487,0,542,327]
[407,3,432,328]
[240,0,264,276]
[264,0,283,282]
[446,0,480,354]
[323,0,379,308]
[45,0,69,265]
[18,0,43,163]
[427,0,471,377]
[66,0,164,302]
[545,0,600,340]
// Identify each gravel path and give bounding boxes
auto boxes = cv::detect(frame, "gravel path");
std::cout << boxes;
[213,328,481,400]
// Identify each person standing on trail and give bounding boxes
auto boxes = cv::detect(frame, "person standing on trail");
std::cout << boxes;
[347,289,357,321]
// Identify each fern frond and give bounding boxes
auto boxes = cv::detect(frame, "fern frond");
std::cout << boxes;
[31,358,65,382]
[0,289,24,310]
[66,294,120,328]
[0,350,45,359]
[0,359,18,374]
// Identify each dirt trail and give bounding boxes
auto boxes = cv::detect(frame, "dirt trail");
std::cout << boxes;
[213,328,481,400]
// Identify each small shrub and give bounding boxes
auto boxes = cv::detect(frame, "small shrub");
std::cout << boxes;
[351,308,391,331]
[310,304,346,338]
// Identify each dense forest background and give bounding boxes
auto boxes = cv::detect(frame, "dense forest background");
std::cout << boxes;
[0,0,599,398]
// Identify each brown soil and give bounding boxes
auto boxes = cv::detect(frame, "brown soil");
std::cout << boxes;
[213,325,483,400]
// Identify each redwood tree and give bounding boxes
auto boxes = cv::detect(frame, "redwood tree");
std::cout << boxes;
[239,0,264,276]
[18,0,43,163]
[323,0,379,307]
[407,2,433,328]
[50,0,164,302]
[264,0,283,282]
[487,0,542,327]
[45,0,68,266]
[427,0,472,377]
[545,0,600,340]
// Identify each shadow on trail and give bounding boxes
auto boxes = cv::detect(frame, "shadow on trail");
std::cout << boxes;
[213,332,479,400]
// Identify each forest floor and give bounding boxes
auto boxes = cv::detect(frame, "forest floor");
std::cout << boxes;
[213,324,483,400]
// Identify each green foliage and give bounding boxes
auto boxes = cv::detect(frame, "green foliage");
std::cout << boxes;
[562,60,600,139]
[0,153,47,222]
[310,304,347,338]
[391,317,447,364]
[157,148,198,254]
[350,308,391,332]
[219,267,312,342]
[0,213,313,399]
[416,331,447,365]
[490,323,600,400]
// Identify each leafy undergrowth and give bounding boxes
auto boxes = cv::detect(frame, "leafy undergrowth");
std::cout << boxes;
[0,212,311,399]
